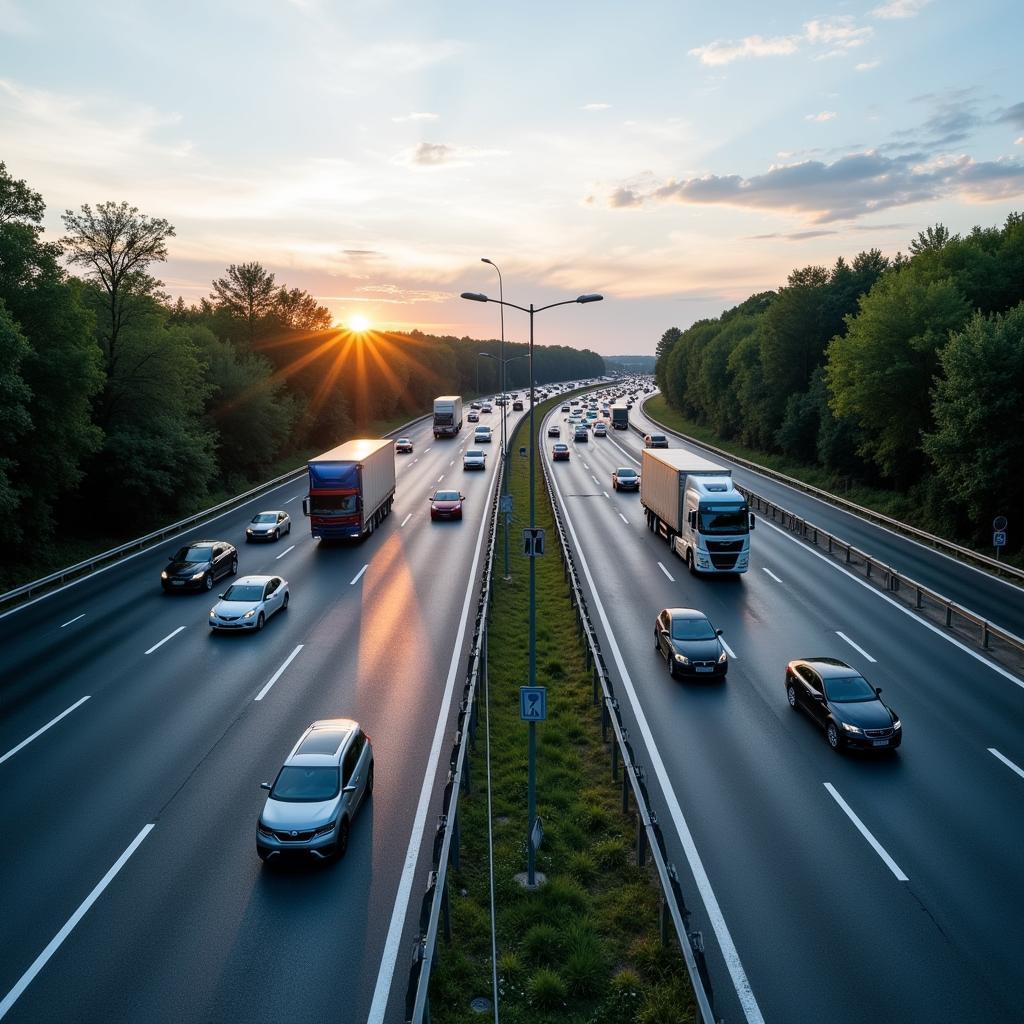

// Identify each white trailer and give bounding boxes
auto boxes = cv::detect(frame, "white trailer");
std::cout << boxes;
[433,396,464,438]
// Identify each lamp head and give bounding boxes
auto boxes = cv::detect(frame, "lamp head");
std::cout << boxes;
[481,258,494,266]
[461,292,489,302]
[576,294,604,304]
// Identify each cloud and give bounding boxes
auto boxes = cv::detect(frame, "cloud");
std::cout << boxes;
[1018,138,1024,146]
[321,284,450,304]
[582,102,611,111]
[871,0,932,19]
[804,17,872,48]
[689,16,872,66]
[749,230,839,241]
[997,102,1024,129]
[392,111,440,123]
[688,34,800,66]
[347,39,464,74]
[410,142,454,165]
[601,150,1024,223]
[805,111,838,122]
[855,60,881,71]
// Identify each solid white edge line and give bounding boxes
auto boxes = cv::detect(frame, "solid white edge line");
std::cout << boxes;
[0,823,154,1020]
[546,447,765,1024]
[657,561,675,582]
[275,544,295,560]
[823,783,908,881]
[759,517,1024,692]
[144,625,185,655]
[60,613,85,628]
[618,513,629,525]
[720,637,737,660]
[835,631,877,663]
[762,567,782,583]
[254,644,304,702]
[400,513,412,528]
[367,440,504,1024]
[988,747,1024,781]
[350,564,369,586]
[0,695,91,766]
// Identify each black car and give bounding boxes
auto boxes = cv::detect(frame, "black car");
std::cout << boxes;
[644,433,668,448]
[161,540,238,592]
[655,608,728,679]
[785,658,902,752]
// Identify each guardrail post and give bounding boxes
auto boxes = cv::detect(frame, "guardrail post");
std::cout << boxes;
[845,543,851,563]
[828,535,833,554]
[592,667,599,706]
[916,587,923,609]
[866,561,872,579]
[982,621,990,648]
[946,604,953,627]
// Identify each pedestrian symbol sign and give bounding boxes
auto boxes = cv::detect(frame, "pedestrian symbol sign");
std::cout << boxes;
[519,686,547,721]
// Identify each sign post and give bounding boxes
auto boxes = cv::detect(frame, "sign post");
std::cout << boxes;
[993,515,1008,561]
[520,686,547,886]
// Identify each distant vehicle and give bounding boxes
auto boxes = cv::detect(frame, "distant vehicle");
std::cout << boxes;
[513,399,524,411]
[257,719,373,862]
[481,403,493,413]
[303,439,395,541]
[640,449,752,575]
[552,443,570,461]
[394,437,414,454]
[463,449,486,471]
[210,575,289,632]
[548,424,561,437]
[162,541,237,593]
[574,425,589,443]
[467,410,480,423]
[786,658,902,752]
[470,401,482,410]
[561,404,570,412]
[246,510,291,542]
[612,467,639,491]
[593,421,607,437]
[612,405,629,430]
[643,433,668,448]
[433,395,463,439]
[474,425,493,443]
[494,396,506,406]
[654,608,728,679]
[430,489,466,520]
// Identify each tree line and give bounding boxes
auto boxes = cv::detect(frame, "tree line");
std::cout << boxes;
[0,162,604,567]
[654,214,1024,549]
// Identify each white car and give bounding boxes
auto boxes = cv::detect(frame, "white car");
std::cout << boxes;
[467,410,480,422]
[463,449,487,470]
[474,426,493,443]
[210,575,289,632]
[246,510,291,542]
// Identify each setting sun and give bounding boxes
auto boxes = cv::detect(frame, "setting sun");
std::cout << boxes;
[348,314,371,332]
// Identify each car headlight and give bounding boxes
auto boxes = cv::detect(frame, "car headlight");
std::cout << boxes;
[892,718,901,730]
[718,650,728,663]
[246,528,253,534]
[256,821,274,838]
[314,819,339,838]
[674,653,690,665]
[191,570,206,580]
[209,609,216,618]
[841,722,862,734]
[161,570,168,579]
[243,608,257,619]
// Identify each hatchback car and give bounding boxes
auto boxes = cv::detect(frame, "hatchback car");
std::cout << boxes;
[612,467,639,491]
[785,658,902,752]
[395,437,414,453]
[593,422,608,437]
[655,608,728,679]
[463,449,486,471]
[548,424,561,437]
[161,541,237,592]
[257,719,373,862]
[430,489,466,520]
[474,426,493,443]
[210,575,289,632]
[644,433,669,448]
[246,510,291,542]
[552,443,570,461]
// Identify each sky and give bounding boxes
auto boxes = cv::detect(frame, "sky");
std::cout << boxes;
[1,0,1022,356]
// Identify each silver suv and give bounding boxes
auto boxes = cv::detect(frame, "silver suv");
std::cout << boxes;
[257,719,373,862]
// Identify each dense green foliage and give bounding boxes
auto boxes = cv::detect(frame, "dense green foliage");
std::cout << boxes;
[0,162,604,579]
[654,214,1024,550]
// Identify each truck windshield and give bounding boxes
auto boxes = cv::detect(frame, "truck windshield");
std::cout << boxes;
[310,495,358,515]
[698,504,749,534]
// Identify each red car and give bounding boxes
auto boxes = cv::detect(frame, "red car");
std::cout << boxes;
[552,443,570,461]
[430,489,465,520]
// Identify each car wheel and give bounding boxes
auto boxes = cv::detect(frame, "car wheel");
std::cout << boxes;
[273,529,279,541]
[256,611,265,632]
[204,573,214,591]
[287,521,292,535]
[231,556,238,575]
[282,592,289,611]
[365,762,374,797]
[787,685,798,710]
[826,721,841,750]
[335,818,350,859]
[654,630,660,651]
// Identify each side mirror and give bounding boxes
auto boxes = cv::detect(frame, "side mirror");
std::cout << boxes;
[874,687,882,696]
[218,593,226,599]
[716,629,723,636]
[460,494,466,500]
[687,510,697,529]
[260,782,272,791]
[301,497,310,517]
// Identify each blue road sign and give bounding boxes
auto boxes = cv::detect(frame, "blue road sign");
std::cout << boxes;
[994,530,1007,548]
[519,686,547,721]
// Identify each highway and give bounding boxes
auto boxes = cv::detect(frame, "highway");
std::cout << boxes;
[0,404,526,1024]
[541,397,1024,1023]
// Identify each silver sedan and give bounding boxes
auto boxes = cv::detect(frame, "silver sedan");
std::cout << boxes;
[209,575,289,632]
[246,510,291,542]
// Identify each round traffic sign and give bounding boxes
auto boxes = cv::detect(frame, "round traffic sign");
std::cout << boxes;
[993,515,1008,531]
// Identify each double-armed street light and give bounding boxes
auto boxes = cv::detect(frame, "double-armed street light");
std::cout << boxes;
[461,286,603,886]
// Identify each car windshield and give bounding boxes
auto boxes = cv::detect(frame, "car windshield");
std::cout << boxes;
[310,495,357,514]
[466,450,483,458]
[671,617,716,641]
[434,491,460,501]
[396,438,410,444]
[271,766,340,802]
[554,445,567,451]
[651,435,666,443]
[617,469,636,478]
[174,546,212,562]
[222,584,265,602]
[824,675,877,702]
[697,504,749,535]
[252,513,277,523]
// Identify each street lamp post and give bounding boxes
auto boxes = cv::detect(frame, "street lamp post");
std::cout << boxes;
[461,287,603,886]
[482,258,509,579]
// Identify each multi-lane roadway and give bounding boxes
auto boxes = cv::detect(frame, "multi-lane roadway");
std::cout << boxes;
[542,395,1024,1024]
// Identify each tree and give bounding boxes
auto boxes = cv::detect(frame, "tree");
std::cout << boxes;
[210,262,278,346]
[0,301,33,526]
[276,287,332,331]
[655,326,681,392]
[60,201,175,371]
[923,304,1024,531]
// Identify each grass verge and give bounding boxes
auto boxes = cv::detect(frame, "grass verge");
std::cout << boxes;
[429,394,697,1024]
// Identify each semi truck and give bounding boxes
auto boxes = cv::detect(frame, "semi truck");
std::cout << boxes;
[302,438,396,541]
[611,404,629,430]
[433,396,464,439]
[640,449,753,574]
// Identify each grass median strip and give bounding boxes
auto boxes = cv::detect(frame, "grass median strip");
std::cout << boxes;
[431,396,697,1024]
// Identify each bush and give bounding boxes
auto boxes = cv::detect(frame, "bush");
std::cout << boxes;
[522,923,564,966]
[529,968,568,1011]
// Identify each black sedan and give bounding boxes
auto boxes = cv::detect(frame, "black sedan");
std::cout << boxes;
[785,658,902,752]
[161,540,238,592]
[654,608,728,679]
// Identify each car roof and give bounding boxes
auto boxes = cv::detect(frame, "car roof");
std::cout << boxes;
[664,607,710,620]
[231,575,277,586]
[286,718,358,766]
[616,467,636,473]
[796,657,859,677]
[466,449,484,455]
[553,443,568,449]
[183,539,225,545]
[253,510,285,515]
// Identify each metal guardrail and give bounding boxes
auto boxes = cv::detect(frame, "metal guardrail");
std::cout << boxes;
[540,455,720,1024]
[0,413,432,610]
[740,488,1024,660]
[638,397,1024,584]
